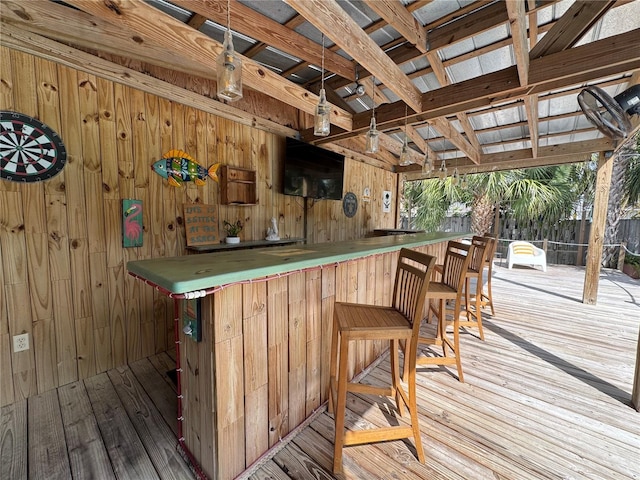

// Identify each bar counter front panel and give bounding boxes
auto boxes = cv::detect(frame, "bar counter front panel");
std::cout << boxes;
[127,232,463,479]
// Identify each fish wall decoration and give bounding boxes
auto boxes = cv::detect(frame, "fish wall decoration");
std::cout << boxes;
[152,149,220,187]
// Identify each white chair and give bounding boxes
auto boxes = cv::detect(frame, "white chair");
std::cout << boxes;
[507,241,547,272]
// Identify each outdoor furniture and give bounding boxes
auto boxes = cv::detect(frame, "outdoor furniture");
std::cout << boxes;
[507,241,547,272]
[479,234,498,316]
[328,248,435,473]
[433,236,489,340]
[404,240,475,383]
[460,236,491,340]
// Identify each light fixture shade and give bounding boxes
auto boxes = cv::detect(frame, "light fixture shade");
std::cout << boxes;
[365,116,379,153]
[422,155,433,174]
[460,173,468,188]
[399,138,411,166]
[217,30,243,102]
[438,160,448,180]
[452,167,460,186]
[314,88,330,136]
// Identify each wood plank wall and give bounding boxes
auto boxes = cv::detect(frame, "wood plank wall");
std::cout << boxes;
[0,48,398,407]
[184,242,447,480]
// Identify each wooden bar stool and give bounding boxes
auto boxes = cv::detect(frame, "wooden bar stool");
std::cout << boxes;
[479,234,497,316]
[459,236,490,340]
[404,240,475,383]
[328,248,436,473]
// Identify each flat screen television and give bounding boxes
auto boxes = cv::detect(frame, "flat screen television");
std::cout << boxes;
[283,137,345,200]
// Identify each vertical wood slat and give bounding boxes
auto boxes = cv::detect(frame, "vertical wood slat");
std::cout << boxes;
[288,272,306,430]
[213,285,245,479]
[242,282,269,465]
[267,276,289,447]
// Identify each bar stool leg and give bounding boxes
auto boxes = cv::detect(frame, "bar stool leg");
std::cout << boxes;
[328,315,340,415]
[333,334,350,473]
[452,305,464,383]
[407,350,425,463]
[390,338,405,417]
[475,276,485,340]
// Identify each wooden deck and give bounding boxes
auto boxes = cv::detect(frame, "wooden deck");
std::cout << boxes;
[2,264,639,479]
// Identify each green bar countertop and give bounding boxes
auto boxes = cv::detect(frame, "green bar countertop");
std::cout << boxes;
[127,232,465,294]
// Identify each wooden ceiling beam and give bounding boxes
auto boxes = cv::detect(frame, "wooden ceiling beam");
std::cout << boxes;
[0,0,214,78]
[62,0,353,131]
[304,28,640,142]
[506,0,529,87]
[186,13,207,30]
[530,0,617,58]
[285,0,422,113]
[402,137,614,179]
[0,22,298,139]
[242,14,306,59]
[364,0,480,163]
[171,0,356,82]
[378,134,424,166]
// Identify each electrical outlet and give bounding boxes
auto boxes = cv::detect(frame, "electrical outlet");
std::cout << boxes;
[13,333,29,352]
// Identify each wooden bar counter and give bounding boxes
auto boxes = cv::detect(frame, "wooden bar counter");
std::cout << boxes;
[127,232,462,479]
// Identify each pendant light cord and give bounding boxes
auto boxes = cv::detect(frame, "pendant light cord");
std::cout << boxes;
[227,0,231,32]
[321,33,325,90]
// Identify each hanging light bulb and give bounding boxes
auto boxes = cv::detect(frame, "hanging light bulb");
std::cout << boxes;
[314,33,330,136]
[438,160,447,180]
[365,76,379,153]
[422,124,433,174]
[398,104,412,165]
[452,167,460,186]
[217,0,243,102]
[460,173,468,188]
[422,153,433,174]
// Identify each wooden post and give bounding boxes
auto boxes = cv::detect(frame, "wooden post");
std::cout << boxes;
[633,328,640,412]
[576,210,587,266]
[582,152,614,305]
[617,241,627,271]
[542,238,548,253]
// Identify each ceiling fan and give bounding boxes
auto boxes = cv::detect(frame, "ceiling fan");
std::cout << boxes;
[578,84,640,139]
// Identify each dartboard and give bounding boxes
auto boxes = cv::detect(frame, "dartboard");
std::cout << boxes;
[0,111,67,183]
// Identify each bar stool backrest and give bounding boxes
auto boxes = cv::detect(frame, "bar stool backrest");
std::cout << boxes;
[441,241,475,293]
[470,236,490,272]
[392,248,436,328]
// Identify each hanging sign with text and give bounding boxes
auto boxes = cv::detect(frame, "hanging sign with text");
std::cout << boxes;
[184,203,219,246]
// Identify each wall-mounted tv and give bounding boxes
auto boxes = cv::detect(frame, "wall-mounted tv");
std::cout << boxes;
[283,137,345,200]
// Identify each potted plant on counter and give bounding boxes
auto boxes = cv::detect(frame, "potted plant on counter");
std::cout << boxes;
[223,219,243,244]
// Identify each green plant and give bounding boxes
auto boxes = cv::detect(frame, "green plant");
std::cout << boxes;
[624,253,640,268]
[223,219,243,237]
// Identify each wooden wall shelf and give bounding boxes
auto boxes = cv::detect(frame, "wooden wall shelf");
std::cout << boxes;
[220,165,257,205]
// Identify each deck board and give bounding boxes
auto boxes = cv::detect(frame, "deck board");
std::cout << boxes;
[28,389,72,480]
[1,264,638,480]
[58,381,115,479]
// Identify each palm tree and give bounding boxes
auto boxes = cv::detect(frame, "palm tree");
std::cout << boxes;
[404,166,577,235]
[603,132,640,266]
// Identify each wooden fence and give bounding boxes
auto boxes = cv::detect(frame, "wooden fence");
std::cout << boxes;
[440,217,640,266]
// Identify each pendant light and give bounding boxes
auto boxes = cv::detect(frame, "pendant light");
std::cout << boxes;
[217,0,243,102]
[438,159,448,180]
[422,123,433,174]
[452,158,460,186]
[438,136,447,180]
[452,166,460,186]
[399,104,411,165]
[314,33,330,136]
[460,173,468,189]
[365,76,379,153]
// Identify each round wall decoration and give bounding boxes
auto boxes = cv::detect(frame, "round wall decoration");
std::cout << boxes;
[342,191,358,218]
[1,111,67,183]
